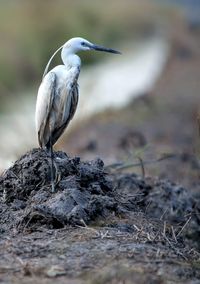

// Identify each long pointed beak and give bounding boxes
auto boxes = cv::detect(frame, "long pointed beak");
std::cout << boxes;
[91,44,121,54]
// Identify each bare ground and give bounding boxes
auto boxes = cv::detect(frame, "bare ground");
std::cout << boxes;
[1,26,200,283]
[0,147,200,284]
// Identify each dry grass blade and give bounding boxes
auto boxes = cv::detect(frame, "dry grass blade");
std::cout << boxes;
[106,153,177,172]
[137,156,145,179]
[176,216,192,238]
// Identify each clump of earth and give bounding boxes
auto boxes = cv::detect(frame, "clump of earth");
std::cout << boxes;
[0,148,199,238]
[0,149,200,283]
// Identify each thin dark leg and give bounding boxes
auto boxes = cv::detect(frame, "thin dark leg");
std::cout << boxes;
[49,138,55,193]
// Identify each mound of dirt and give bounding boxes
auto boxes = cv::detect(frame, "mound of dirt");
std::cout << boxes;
[0,148,118,229]
[0,148,199,243]
[1,149,200,283]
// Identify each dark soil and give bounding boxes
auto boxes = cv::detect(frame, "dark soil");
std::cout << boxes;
[1,24,200,284]
[0,148,115,229]
[0,148,200,283]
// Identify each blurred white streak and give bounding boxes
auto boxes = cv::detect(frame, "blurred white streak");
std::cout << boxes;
[0,36,169,171]
[78,36,169,117]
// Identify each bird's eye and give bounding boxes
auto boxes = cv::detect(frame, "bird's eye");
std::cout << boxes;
[81,42,86,46]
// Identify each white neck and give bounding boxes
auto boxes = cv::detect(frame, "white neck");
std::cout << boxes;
[61,47,81,69]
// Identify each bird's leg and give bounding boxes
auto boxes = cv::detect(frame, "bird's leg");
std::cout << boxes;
[49,138,56,193]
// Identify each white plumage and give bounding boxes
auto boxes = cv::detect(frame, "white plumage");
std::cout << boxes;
[35,37,120,191]
[36,65,79,148]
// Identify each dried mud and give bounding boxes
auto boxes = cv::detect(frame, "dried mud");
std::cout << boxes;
[0,148,200,283]
[0,148,199,235]
[1,25,200,284]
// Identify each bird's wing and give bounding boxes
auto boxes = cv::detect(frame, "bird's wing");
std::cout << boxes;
[35,72,56,147]
[51,83,79,145]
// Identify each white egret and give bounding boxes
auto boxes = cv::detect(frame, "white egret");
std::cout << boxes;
[35,37,120,192]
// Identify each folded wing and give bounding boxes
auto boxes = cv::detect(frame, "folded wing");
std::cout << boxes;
[35,71,79,149]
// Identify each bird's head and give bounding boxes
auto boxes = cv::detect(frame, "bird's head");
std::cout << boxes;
[63,37,121,54]
[43,37,121,78]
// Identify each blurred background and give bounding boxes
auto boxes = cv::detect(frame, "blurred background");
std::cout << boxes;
[0,0,200,191]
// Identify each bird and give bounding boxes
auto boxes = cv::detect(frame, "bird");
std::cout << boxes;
[35,37,121,192]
